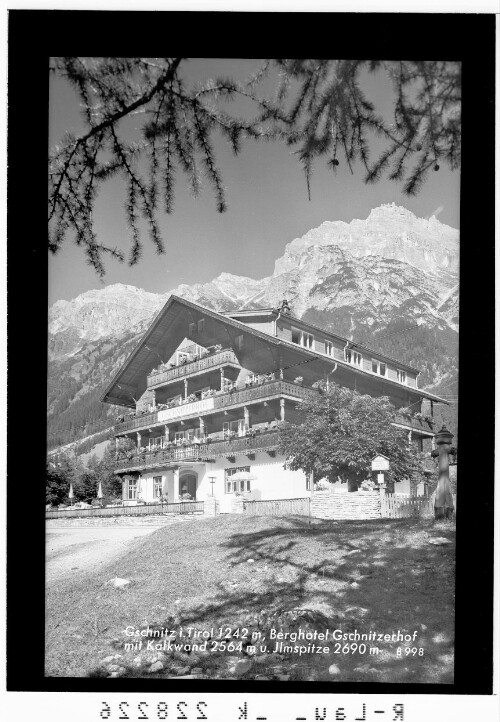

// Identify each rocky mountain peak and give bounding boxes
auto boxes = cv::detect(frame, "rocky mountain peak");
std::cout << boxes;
[48,282,164,350]
[49,203,459,358]
[278,204,459,285]
[48,203,459,449]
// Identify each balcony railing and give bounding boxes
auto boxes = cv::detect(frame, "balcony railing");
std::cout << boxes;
[212,379,314,410]
[393,414,434,433]
[114,430,281,472]
[116,410,160,433]
[113,384,435,439]
[114,380,314,435]
[147,349,239,388]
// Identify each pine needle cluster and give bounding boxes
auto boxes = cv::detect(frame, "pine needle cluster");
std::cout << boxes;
[49,58,461,275]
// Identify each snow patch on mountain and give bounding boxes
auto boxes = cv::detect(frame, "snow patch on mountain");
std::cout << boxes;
[49,204,460,354]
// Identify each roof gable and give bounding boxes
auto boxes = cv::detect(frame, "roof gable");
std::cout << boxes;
[101,294,448,408]
[101,295,284,407]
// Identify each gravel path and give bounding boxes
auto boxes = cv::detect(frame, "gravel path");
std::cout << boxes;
[46,518,195,583]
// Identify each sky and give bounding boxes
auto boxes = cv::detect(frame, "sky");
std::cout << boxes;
[48,59,461,305]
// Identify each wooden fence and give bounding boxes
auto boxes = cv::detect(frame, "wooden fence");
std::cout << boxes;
[46,500,204,519]
[381,493,457,519]
[242,497,310,516]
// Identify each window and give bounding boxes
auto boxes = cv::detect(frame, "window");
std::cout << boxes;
[153,476,163,497]
[235,334,244,350]
[345,348,362,366]
[325,341,334,357]
[413,438,423,452]
[127,479,137,500]
[149,436,165,450]
[223,419,248,438]
[198,319,205,333]
[292,327,314,349]
[174,429,204,444]
[225,466,251,493]
[195,386,211,401]
[303,332,314,349]
[189,322,196,336]
[372,359,387,376]
[397,369,407,384]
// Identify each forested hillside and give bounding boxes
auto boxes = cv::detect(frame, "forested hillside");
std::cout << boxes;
[47,332,142,449]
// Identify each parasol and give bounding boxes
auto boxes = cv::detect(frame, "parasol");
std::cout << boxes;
[230,471,258,482]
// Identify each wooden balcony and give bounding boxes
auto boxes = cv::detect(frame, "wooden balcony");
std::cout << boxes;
[114,430,281,473]
[113,383,434,439]
[393,414,434,434]
[212,379,314,411]
[114,380,314,435]
[115,410,159,433]
[147,348,240,389]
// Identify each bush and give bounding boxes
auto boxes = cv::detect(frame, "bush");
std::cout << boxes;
[316,479,331,491]
[360,479,376,491]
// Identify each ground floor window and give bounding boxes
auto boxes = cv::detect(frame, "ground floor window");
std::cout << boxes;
[225,466,251,493]
[153,476,163,497]
[413,437,424,452]
[127,479,137,500]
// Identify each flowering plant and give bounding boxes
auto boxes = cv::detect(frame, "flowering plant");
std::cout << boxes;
[316,479,330,491]
[360,479,376,491]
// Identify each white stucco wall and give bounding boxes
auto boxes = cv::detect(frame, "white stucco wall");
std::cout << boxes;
[122,452,310,511]
[204,453,310,514]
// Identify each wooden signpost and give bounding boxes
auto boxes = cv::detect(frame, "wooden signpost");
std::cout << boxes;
[371,454,390,489]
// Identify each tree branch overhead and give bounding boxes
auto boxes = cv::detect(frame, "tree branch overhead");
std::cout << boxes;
[49,58,461,275]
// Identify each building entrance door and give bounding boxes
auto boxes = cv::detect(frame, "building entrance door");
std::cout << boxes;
[180,473,197,500]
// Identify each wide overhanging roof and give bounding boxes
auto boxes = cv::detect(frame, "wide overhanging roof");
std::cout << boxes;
[101,295,449,408]
[101,295,284,408]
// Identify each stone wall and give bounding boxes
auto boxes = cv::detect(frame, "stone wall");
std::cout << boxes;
[310,491,381,520]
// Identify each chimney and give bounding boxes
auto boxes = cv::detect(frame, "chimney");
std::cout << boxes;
[280,299,291,314]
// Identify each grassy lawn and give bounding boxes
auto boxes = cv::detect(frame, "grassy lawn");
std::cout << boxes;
[45,514,455,683]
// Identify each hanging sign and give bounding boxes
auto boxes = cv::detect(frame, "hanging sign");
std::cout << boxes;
[371,455,390,471]
[158,397,215,422]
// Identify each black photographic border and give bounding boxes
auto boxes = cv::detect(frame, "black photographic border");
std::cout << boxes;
[6,9,495,695]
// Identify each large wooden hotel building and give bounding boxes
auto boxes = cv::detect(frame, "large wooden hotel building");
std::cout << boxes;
[101,296,446,512]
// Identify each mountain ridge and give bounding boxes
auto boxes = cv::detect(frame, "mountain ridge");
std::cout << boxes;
[49,203,459,356]
[47,204,459,449]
